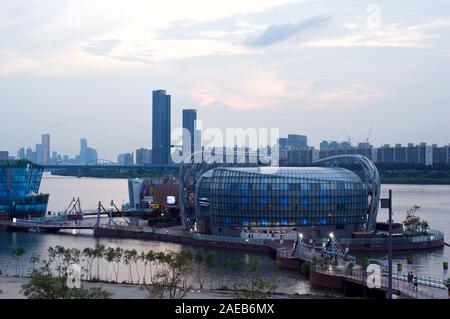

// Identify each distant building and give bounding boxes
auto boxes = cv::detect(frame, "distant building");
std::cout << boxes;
[136,148,151,165]
[319,141,377,163]
[17,147,26,160]
[0,159,49,218]
[118,153,133,166]
[152,90,171,165]
[277,134,310,165]
[432,144,450,165]
[41,134,50,165]
[35,144,42,164]
[79,138,98,164]
[375,143,432,166]
[287,134,308,150]
[0,151,9,160]
[182,109,197,159]
[25,148,33,161]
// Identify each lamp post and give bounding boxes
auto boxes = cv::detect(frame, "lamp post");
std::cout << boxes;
[380,190,393,299]
[388,189,393,299]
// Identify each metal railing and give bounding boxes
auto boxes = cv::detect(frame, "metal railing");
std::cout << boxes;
[13,215,69,224]
[192,233,266,245]
[338,229,444,245]
[314,265,448,299]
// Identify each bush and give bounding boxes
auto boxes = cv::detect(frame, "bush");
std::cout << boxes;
[300,261,310,276]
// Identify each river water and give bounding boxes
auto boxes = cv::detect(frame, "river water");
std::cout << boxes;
[1,173,449,294]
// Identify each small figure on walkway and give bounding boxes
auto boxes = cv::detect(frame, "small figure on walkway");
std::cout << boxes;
[413,274,418,291]
[407,271,413,285]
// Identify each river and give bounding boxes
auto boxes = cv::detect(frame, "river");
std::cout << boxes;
[0,173,449,294]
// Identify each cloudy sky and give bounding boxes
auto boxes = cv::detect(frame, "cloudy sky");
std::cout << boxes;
[1,0,450,160]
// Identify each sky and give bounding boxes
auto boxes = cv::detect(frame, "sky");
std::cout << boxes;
[1,0,450,161]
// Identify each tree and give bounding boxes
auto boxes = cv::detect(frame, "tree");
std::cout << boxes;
[93,245,105,281]
[205,251,215,289]
[420,220,429,234]
[403,206,423,233]
[104,247,116,281]
[194,249,206,289]
[144,250,193,299]
[233,256,277,299]
[82,247,95,280]
[112,247,123,283]
[21,257,111,299]
[144,250,156,284]
[219,258,231,289]
[300,261,310,276]
[123,249,137,283]
[11,247,26,276]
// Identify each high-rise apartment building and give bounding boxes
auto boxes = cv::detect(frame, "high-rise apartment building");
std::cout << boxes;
[152,90,171,165]
[41,134,50,165]
[182,109,197,159]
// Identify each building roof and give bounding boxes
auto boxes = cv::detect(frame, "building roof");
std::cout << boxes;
[210,166,362,182]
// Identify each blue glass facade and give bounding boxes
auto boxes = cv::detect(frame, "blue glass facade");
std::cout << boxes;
[152,90,171,165]
[0,160,49,219]
[182,109,197,156]
[196,167,368,236]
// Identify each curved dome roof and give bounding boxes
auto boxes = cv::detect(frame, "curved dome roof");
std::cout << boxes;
[209,166,363,183]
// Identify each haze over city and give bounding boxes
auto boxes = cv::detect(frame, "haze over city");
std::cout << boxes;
[1,0,450,160]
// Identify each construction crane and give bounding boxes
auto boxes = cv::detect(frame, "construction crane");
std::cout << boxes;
[342,129,351,145]
[365,127,373,144]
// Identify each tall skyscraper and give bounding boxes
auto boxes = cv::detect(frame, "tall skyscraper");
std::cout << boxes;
[136,148,151,165]
[182,109,197,158]
[25,147,33,161]
[41,133,50,164]
[152,90,171,165]
[80,138,88,163]
[17,147,26,159]
[0,151,8,160]
[35,144,42,164]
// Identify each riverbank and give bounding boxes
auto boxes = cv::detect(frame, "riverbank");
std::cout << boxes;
[0,275,321,299]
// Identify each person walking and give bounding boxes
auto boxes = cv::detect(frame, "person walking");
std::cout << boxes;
[413,274,418,291]
[407,271,412,285]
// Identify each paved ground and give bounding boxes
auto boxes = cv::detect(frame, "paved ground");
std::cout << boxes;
[0,275,317,299]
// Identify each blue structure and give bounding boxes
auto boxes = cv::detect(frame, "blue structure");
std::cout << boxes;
[152,90,171,165]
[182,109,197,157]
[0,159,49,219]
[195,166,369,237]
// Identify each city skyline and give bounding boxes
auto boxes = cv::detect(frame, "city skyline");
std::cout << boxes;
[1,0,450,160]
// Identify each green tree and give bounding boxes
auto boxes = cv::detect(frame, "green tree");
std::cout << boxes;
[112,247,123,283]
[233,256,277,299]
[11,247,26,276]
[93,245,105,281]
[300,261,310,276]
[144,250,156,284]
[144,250,193,299]
[194,249,205,289]
[104,247,116,281]
[82,247,95,280]
[21,261,111,299]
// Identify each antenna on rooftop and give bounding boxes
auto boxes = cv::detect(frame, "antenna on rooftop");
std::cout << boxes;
[365,127,373,144]
[342,129,351,145]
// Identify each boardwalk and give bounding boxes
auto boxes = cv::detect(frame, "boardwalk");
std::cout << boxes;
[314,266,449,299]
[0,220,97,232]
